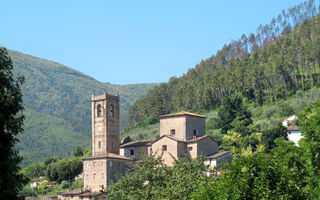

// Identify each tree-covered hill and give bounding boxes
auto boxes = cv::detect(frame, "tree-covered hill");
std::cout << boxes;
[9,50,157,166]
[128,0,320,125]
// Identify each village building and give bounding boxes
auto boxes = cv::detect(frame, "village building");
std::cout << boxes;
[282,115,303,146]
[58,93,231,199]
[120,111,231,166]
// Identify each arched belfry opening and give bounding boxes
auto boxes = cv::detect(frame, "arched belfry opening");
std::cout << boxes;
[110,104,114,117]
[97,104,102,117]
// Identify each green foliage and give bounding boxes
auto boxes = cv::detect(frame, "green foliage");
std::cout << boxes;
[121,123,160,141]
[191,147,306,200]
[73,146,84,157]
[18,185,37,199]
[0,47,27,199]
[106,154,208,200]
[8,50,157,166]
[217,95,253,135]
[129,8,320,128]
[299,101,320,198]
[46,157,83,183]
[21,163,46,180]
[261,123,287,152]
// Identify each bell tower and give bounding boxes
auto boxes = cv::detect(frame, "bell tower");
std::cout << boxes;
[91,92,120,156]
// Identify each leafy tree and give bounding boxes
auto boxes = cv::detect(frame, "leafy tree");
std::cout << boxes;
[261,122,287,151]
[47,157,82,183]
[107,154,208,200]
[73,146,84,157]
[43,157,59,166]
[0,47,27,199]
[191,146,306,200]
[21,163,46,180]
[299,101,320,198]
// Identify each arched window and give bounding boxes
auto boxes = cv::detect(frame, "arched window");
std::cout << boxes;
[97,104,102,117]
[109,105,114,117]
[170,129,176,136]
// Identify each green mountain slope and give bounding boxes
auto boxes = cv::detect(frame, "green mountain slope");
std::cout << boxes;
[128,3,320,124]
[9,50,157,166]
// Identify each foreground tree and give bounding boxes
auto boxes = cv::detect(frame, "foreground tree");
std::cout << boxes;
[0,47,27,199]
[299,101,320,199]
[191,144,307,200]
[106,154,207,200]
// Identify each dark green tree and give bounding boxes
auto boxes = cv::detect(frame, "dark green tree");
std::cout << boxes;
[261,122,287,151]
[299,101,320,199]
[73,146,84,157]
[46,157,83,183]
[217,95,252,135]
[0,47,27,199]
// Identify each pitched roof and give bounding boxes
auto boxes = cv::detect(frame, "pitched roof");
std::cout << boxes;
[287,126,300,131]
[120,140,153,148]
[59,191,82,195]
[151,135,216,144]
[160,111,206,118]
[186,135,211,143]
[82,153,134,161]
[206,151,230,159]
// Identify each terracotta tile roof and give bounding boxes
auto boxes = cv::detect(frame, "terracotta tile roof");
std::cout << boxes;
[82,153,134,161]
[160,110,206,118]
[151,135,216,144]
[206,151,230,159]
[79,190,102,197]
[186,135,209,143]
[287,126,300,131]
[59,190,82,195]
[120,140,153,148]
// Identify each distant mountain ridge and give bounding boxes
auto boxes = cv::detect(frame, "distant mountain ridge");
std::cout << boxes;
[9,50,158,167]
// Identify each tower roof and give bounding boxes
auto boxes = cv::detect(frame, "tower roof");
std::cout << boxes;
[160,111,206,118]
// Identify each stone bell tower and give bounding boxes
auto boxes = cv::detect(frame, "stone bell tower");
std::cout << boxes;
[91,92,120,156]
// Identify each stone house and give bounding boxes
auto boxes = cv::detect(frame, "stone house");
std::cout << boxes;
[121,111,230,167]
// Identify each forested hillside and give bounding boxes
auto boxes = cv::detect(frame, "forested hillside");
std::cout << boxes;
[9,50,157,166]
[128,0,320,125]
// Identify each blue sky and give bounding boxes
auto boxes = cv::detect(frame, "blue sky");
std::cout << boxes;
[0,0,307,84]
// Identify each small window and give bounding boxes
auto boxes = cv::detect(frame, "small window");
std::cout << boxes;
[93,173,96,179]
[193,129,197,136]
[99,141,101,149]
[86,161,89,169]
[109,161,113,167]
[101,161,104,167]
[162,145,167,151]
[170,129,176,136]
[86,174,88,180]
[101,173,104,179]
[130,149,135,156]
[110,105,114,117]
[97,104,102,117]
[188,147,193,151]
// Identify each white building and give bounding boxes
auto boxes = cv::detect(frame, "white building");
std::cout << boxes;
[282,115,303,146]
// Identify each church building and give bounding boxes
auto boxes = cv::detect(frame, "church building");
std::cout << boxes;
[75,93,231,197]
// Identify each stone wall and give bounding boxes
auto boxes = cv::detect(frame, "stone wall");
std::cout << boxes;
[197,137,218,157]
[186,116,206,140]
[160,116,186,141]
